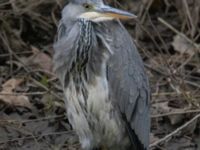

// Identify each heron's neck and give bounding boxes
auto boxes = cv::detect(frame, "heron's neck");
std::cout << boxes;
[68,19,94,85]
[78,19,93,48]
[72,19,93,71]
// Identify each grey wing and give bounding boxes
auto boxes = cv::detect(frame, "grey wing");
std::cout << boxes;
[107,21,150,149]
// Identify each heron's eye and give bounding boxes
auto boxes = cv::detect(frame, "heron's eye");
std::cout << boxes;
[83,3,92,10]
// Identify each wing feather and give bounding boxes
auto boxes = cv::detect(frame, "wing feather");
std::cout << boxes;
[106,21,150,149]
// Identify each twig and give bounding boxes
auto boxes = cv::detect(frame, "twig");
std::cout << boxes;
[182,0,196,37]
[0,114,65,124]
[0,51,33,57]
[150,113,200,147]
[0,92,47,96]
[184,80,200,89]
[151,109,200,118]
[0,31,14,75]
[152,91,183,96]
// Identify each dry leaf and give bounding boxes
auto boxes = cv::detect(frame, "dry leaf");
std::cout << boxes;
[0,78,31,108]
[23,46,53,73]
[32,46,52,72]
[167,109,184,125]
[172,35,196,56]
[2,78,24,92]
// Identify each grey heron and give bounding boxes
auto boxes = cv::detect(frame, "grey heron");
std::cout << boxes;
[53,0,150,149]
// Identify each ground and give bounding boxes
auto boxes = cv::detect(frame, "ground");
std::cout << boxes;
[0,0,200,150]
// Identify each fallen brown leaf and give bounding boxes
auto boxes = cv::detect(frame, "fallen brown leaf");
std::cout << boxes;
[2,78,24,92]
[30,46,53,73]
[167,110,185,125]
[172,35,196,56]
[20,46,53,74]
[0,78,31,108]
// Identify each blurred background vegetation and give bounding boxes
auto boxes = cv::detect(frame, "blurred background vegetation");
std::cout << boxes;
[0,0,200,149]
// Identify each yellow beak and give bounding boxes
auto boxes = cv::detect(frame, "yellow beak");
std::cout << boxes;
[79,5,137,22]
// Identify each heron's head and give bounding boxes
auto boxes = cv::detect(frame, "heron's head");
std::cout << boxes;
[63,0,137,23]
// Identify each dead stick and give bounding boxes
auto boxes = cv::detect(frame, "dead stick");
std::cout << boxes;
[151,109,200,118]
